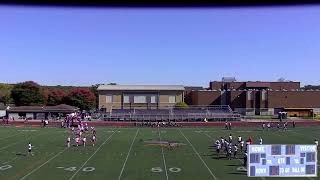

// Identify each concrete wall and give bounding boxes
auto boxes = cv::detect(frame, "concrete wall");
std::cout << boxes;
[313,108,320,114]
[8,113,33,119]
[259,108,274,116]
[0,110,6,117]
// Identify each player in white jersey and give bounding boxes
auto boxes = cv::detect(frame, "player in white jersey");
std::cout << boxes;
[67,137,71,148]
[237,136,242,144]
[75,137,80,147]
[220,137,225,145]
[28,142,33,156]
[240,140,244,151]
[283,122,288,131]
[228,134,233,143]
[315,139,318,148]
[233,144,238,158]
[82,137,87,147]
[259,137,263,145]
[262,123,265,130]
[216,142,221,158]
[267,123,271,130]
[225,141,230,152]
[91,135,96,147]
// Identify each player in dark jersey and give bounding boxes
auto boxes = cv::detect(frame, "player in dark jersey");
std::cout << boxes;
[243,151,248,167]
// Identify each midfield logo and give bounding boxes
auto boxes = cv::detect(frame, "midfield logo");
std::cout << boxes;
[143,140,186,148]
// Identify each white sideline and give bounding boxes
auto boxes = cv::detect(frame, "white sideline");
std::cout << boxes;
[68,131,116,180]
[118,129,140,180]
[158,128,169,180]
[20,148,68,180]
[178,128,218,180]
[0,132,22,141]
[0,131,48,152]
[2,156,18,164]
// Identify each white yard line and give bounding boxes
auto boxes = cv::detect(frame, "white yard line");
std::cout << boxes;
[158,128,169,180]
[178,128,218,180]
[118,129,140,180]
[0,141,21,151]
[20,148,68,180]
[68,131,116,180]
[2,156,18,164]
[0,131,46,152]
[0,132,23,141]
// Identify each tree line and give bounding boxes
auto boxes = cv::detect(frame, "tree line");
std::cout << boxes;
[0,81,98,111]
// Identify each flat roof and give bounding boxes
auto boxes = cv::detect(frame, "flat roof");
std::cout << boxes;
[97,85,185,91]
[210,81,300,83]
[7,104,79,113]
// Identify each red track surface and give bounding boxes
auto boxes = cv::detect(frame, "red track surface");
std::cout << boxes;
[2,120,320,127]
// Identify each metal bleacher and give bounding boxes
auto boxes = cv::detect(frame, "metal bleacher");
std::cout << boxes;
[103,105,241,122]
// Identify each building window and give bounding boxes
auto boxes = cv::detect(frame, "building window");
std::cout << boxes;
[151,96,156,103]
[134,96,147,103]
[123,95,129,103]
[169,95,176,103]
[106,95,113,103]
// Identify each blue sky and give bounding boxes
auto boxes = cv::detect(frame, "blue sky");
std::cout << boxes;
[1,5,320,87]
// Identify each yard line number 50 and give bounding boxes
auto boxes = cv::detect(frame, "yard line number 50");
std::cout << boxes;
[151,167,181,173]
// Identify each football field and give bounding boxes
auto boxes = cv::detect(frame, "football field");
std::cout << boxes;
[0,125,319,180]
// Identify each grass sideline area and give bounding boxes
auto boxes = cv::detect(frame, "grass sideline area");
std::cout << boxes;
[0,125,319,180]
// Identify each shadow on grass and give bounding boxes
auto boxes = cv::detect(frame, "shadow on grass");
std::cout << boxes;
[228,172,247,175]
[227,164,238,167]
[16,153,26,156]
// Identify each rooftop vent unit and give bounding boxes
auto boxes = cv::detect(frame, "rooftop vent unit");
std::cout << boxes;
[222,77,236,82]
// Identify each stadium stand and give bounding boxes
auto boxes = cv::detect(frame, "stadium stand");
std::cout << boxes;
[102,105,241,122]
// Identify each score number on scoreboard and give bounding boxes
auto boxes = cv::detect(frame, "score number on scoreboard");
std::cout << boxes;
[247,144,317,177]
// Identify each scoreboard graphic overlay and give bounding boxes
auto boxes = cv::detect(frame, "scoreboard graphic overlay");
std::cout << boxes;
[247,144,317,177]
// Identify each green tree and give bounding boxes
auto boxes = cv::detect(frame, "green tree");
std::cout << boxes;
[175,102,189,108]
[0,83,14,104]
[62,88,96,110]
[11,81,45,106]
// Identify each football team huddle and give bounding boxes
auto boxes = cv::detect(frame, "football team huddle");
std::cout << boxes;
[66,123,97,148]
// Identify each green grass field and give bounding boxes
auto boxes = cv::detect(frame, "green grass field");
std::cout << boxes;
[0,125,319,180]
